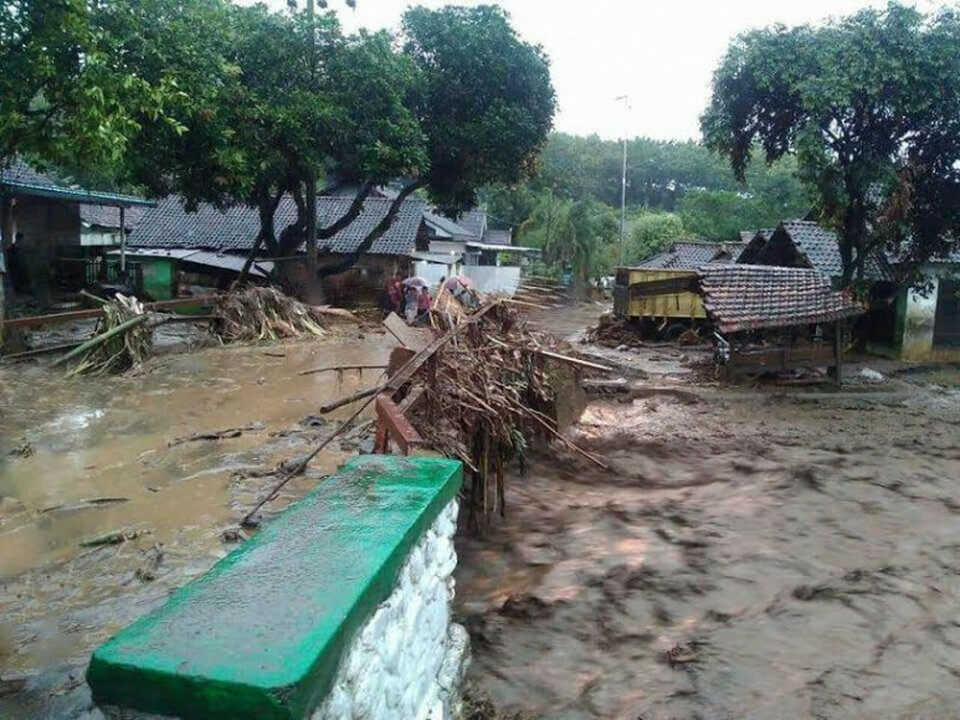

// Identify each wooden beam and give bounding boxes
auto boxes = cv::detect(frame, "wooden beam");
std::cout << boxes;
[3,295,217,330]
[628,275,699,296]
[375,393,423,455]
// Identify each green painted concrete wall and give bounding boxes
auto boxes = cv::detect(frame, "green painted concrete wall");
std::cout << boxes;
[86,455,462,720]
[140,257,174,301]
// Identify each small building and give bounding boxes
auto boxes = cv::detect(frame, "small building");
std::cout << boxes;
[893,250,960,361]
[639,240,746,270]
[0,160,154,309]
[127,193,429,305]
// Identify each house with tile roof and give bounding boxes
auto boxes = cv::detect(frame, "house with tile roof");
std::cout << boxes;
[739,220,960,360]
[1,160,154,311]
[126,193,432,304]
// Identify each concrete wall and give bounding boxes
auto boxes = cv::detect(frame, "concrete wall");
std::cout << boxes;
[901,279,939,360]
[313,499,469,720]
[898,267,960,361]
[461,265,521,295]
[413,261,458,287]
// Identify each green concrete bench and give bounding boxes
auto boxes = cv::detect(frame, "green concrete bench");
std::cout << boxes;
[87,455,462,720]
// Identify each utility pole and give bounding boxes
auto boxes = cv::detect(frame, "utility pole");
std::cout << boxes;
[615,95,630,266]
[305,0,318,284]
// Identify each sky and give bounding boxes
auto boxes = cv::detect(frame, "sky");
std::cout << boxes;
[267,0,942,142]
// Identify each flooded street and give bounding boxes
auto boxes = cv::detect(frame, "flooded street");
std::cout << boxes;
[0,328,395,718]
[2,303,959,720]
[455,334,960,719]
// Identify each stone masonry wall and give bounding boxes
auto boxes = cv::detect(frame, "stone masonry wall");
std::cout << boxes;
[312,498,469,720]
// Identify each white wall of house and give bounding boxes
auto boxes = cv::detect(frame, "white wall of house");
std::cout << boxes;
[413,261,459,287]
[902,277,939,360]
[461,265,521,295]
[900,264,960,361]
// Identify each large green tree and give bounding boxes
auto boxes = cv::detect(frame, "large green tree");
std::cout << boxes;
[702,2,960,286]
[109,2,554,289]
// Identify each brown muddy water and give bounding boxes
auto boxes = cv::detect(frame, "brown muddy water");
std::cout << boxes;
[455,371,960,720]
[0,328,394,719]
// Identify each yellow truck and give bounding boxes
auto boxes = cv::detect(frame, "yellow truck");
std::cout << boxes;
[613,267,708,340]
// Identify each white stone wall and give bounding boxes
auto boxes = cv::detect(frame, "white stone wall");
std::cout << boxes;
[312,499,469,720]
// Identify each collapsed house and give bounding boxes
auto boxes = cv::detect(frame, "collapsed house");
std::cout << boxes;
[628,263,863,382]
[741,220,959,361]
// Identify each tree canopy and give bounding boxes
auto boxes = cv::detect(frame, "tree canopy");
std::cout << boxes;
[101,0,555,280]
[702,2,960,286]
[0,0,178,170]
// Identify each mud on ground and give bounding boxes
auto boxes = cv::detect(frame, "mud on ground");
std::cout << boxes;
[455,364,960,719]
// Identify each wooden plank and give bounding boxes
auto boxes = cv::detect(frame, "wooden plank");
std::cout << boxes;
[375,394,423,455]
[4,295,216,330]
[628,275,699,296]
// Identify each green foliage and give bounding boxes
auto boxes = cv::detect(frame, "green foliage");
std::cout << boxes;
[0,0,177,169]
[622,212,686,265]
[528,132,806,212]
[702,2,960,286]
[402,5,556,214]
[519,190,617,283]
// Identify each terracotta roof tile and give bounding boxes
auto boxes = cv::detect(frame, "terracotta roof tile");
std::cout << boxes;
[698,264,863,334]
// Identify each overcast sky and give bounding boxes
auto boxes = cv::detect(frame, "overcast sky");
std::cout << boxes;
[266,0,942,142]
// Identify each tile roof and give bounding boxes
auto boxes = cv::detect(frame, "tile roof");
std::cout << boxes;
[639,242,745,270]
[456,209,487,241]
[129,194,427,257]
[776,221,893,282]
[1,159,154,207]
[698,264,863,334]
[80,205,144,230]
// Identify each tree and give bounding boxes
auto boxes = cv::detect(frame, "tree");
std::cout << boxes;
[0,0,176,170]
[623,212,686,264]
[519,191,615,285]
[110,2,554,292]
[702,3,960,287]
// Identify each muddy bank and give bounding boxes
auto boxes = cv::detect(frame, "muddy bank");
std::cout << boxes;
[0,328,392,719]
[455,374,960,719]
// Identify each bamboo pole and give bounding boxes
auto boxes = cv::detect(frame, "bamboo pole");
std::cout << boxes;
[50,314,148,369]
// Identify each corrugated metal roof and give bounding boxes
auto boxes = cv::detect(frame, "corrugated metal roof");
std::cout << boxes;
[1,159,155,208]
[108,248,273,277]
[699,264,863,333]
[424,212,471,238]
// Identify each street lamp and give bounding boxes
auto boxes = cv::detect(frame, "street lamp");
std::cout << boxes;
[614,95,631,266]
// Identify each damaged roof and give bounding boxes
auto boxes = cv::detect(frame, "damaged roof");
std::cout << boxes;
[748,221,893,282]
[699,264,863,334]
[639,242,745,270]
[129,194,427,257]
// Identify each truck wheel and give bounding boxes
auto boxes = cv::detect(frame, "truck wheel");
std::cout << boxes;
[662,322,688,341]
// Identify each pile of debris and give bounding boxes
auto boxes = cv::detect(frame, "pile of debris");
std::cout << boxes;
[214,286,327,343]
[53,293,151,376]
[584,313,643,349]
[404,303,563,529]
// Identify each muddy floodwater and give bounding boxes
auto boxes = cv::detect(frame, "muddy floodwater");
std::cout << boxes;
[2,304,959,720]
[456,350,960,719]
[0,328,394,718]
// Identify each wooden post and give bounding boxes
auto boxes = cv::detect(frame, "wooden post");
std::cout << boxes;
[833,319,843,387]
[119,206,127,278]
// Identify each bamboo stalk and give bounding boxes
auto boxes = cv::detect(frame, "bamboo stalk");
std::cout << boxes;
[50,314,148,369]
